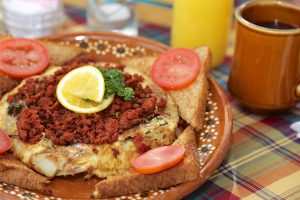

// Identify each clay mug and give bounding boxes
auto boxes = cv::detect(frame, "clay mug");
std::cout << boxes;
[228,0,300,112]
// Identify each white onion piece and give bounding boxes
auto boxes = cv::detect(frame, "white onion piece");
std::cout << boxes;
[33,156,58,177]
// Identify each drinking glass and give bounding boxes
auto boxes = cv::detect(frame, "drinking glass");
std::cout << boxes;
[171,0,234,68]
[87,0,138,36]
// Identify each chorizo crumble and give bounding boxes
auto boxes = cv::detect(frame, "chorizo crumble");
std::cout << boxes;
[7,64,166,146]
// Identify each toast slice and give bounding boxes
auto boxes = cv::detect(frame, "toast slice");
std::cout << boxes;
[122,47,211,131]
[93,126,200,198]
[41,41,82,66]
[0,153,49,192]
[170,47,210,131]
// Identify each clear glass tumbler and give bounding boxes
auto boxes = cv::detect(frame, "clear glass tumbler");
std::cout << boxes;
[87,0,138,36]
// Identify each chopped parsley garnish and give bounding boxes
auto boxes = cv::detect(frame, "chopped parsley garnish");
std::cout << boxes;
[98,68,134,101]
[82,98,92,103]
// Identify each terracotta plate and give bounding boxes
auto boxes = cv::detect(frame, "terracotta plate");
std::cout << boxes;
[0,32,232,200]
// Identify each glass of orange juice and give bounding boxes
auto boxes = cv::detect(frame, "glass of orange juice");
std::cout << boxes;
[171,0,234,68]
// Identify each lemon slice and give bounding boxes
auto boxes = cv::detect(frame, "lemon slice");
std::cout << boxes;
[56,65,114,113]
[58,65,105,102]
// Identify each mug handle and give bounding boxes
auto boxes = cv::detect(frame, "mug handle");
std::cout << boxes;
[296,85,300,97]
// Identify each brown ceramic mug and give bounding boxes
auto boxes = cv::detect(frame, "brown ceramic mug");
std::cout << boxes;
[228,0,300,112]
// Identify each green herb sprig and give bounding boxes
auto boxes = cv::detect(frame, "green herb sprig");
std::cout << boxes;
[98,68,134,101]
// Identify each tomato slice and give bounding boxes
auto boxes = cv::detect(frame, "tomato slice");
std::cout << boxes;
[132,146,185,174]
[0,38,49,78]
[151,48,201,90]
[0,129,12,155]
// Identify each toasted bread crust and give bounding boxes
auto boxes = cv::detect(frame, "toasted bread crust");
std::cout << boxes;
[193,47,211,130]
[0,154,49,191]
[42,41,82,66]
[192,77,208,131]
[93,126,200,198]
[171,47,210,131]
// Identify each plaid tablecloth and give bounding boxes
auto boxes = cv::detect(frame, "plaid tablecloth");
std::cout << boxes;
[63,4,300,200]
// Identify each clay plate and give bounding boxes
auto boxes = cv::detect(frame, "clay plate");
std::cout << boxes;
[0,32,232,200]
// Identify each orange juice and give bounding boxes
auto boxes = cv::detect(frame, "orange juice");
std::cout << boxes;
[171,0,233,67]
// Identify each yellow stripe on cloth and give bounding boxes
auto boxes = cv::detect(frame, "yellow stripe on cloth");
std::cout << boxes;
[210,137,292,180]
[243,170,300,200]
[63,0,86,8]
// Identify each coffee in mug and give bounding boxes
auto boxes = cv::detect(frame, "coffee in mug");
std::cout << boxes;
[228,0,300,112]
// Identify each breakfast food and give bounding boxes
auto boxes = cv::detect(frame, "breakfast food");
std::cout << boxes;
[1,64,178,179]
[0,34,211,199]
